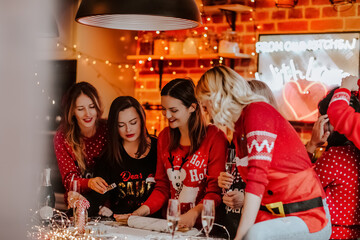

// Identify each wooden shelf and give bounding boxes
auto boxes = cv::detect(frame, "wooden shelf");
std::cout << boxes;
[202,4,253,13]
[127,53,251,61]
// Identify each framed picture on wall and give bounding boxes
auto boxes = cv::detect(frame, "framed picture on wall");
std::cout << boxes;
[256,32,360,122]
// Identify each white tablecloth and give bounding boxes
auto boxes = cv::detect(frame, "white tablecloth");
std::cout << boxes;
[87,221,203,240]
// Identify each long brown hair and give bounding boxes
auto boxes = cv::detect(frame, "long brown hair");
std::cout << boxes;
[161,78,207,155]
[106,96,150,168]
[59,82,102,174]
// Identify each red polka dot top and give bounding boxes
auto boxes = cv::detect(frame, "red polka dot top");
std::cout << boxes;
[315,145,360,239]
[53,120,107,203]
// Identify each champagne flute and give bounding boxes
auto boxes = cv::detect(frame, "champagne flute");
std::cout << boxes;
[225,148,235,174]
[202,199,215,239]
[167,199,180,240]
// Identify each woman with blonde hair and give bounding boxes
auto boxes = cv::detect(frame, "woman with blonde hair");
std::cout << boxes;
[196,66,331,240]
[54,82,108,205]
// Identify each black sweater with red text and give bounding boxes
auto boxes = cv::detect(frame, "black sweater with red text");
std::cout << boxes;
[88,137,157,215]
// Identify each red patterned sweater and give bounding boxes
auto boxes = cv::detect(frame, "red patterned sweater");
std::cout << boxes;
[144,125,228,214]
[315,145,360,239]
[327,88,360,149]
[233,102,312,197]
[53,120,107,203]
[233,102,327,233]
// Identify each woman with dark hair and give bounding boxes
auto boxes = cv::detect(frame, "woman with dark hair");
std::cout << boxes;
[314,88,360,240]
[54,82,108,205]
[121,78,228,229]
[88,96,157,217]
[327,75,360,149]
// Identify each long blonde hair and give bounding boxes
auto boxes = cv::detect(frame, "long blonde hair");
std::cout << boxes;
[59,82,102,174]
[196,66,266,131]
[248,79,278,109]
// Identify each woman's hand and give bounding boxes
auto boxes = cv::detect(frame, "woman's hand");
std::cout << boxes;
[179,204,202,229]
[218,172,234,190]
[341,75,359,91]
[306,114,330,154]
[114,213,132,223]
[88,177,108,194]
[98,206,113,217]
[67,191,86,209]
[132,205,150,216]
[223,189,245,209]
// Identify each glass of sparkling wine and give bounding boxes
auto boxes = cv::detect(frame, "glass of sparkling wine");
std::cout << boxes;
[225,148,236,173]
[202,199,215,239]
[167,199,180,240]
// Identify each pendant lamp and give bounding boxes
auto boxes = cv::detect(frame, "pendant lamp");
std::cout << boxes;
[75,0,202,31]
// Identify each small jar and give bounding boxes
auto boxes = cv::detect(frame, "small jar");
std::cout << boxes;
[153,32,169,55]
[219,29,240,54]
[169,37,184,55]
[139,32,153,55]
[183,31,200,55]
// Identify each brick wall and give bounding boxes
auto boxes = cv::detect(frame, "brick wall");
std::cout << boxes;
[133,0,360,140]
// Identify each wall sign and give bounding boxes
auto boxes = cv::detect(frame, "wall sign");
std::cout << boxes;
[255,33,359,122]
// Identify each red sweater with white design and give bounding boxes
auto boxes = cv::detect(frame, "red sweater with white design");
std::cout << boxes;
[315,145,360,240]
[233,102,312,198]
[327,88,360,149]
[53,120,107,203]
[144,125,228,214]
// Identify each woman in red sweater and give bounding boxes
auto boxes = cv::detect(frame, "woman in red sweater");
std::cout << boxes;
[196,66,331,240]
[315,88,360,240]
[128,78,228,229]
[327,75,360,149]
[53,82,108,205]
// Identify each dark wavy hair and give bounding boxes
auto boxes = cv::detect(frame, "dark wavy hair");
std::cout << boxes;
[59,82,102,174]
[106,96,150,168]
[161,78,207,155]
[318,87,360,149]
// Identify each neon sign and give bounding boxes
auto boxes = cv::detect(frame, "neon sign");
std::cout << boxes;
[256,38,357,53]
[256,33,360,122]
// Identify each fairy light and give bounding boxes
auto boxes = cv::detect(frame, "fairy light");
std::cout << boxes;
[148,57,152,61]
[140,85,144,89]
[118,64,122,68]
[139,60,144,64]
[105,60,109,65]
[34,72,38,76]
[56,43,60,47]
[172,71,176,75]
[125,64,129,68]
[134,36,138,40]
[200,65,204,68]
[85,58,89,62]
[77,54,81,59]
[73,44,77,49]
[160,56,164,60]
[251,52,256,56]
[150,67,154,71]
[169,62,172,66]
[92,60,96,65]
[204,26,208,30]
[63,47,67,51]
[207,17,211,21]
[156,31,160,34]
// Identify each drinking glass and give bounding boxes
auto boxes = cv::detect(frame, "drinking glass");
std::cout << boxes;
[202,199,215,239]
[70,180,81,208]
[167,199,180,240]
[225,148,236,173]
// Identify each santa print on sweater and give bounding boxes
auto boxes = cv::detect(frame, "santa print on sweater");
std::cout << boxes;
[143,125,228,214]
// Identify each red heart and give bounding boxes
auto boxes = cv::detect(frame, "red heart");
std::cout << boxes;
[282,80,327,122]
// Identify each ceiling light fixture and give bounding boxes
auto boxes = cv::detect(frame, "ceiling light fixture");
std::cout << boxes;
[75,0,202,31]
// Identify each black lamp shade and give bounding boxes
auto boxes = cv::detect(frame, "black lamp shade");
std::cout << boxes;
[75,0,202,31]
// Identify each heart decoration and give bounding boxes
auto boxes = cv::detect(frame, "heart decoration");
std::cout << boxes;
[282,80,327,122]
